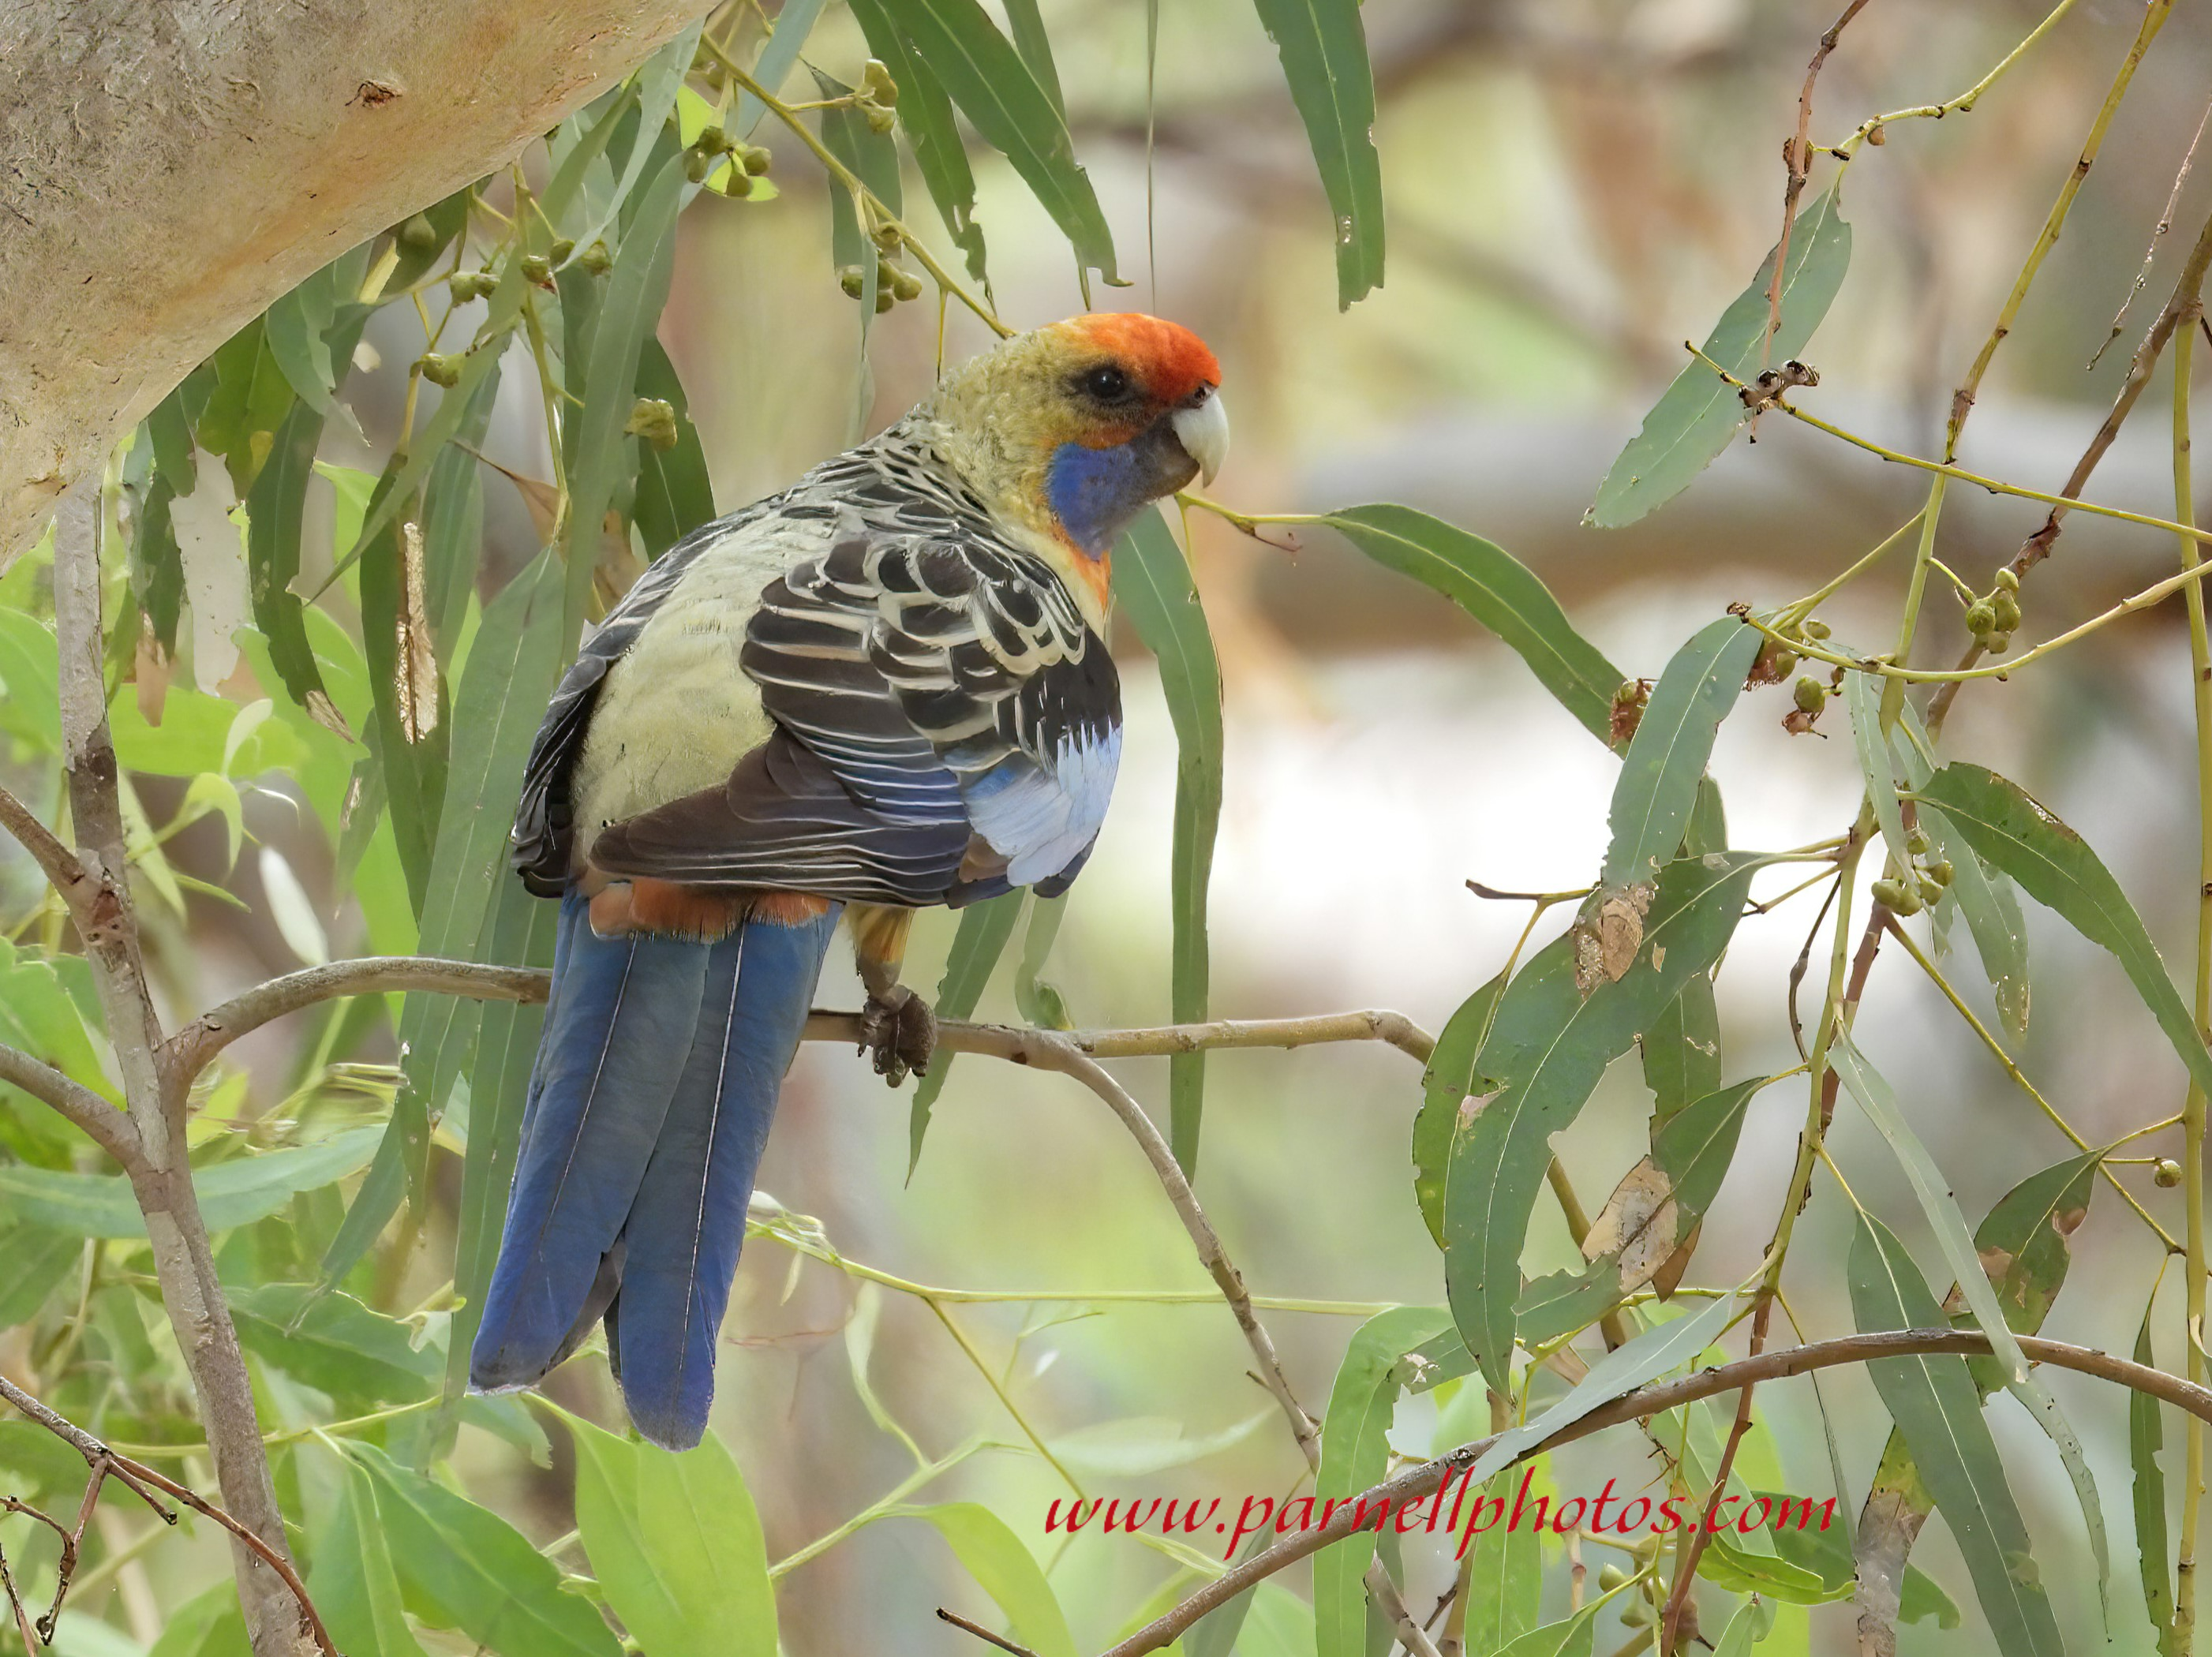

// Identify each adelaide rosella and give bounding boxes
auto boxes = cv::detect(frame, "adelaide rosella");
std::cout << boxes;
[469,313,1226,1449]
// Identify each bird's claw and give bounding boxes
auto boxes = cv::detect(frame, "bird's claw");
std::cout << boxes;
[858,986,937,1085]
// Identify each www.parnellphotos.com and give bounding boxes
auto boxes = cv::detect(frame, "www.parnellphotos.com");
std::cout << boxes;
[1045,1467,1843,1562]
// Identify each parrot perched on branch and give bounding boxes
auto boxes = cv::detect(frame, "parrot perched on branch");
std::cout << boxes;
[469,313,1227,1449]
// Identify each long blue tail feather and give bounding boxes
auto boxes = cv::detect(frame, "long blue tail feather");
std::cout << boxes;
[470,894,709,1391]
[469,892,841,1450]
[608,903,841,1448]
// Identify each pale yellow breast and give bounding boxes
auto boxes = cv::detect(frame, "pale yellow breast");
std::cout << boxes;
[570,524,828,858]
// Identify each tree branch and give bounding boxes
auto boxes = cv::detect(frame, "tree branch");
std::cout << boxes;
[0,1374,335,1657]
[0,0,717,565]
[0,1041,140,1166]
[1100,1328,2212,1657]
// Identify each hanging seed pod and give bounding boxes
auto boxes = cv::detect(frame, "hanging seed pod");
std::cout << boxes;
[741,144,773,176]
[693,123,733,157]
[417,352,462,388]
[1994,567,2020,593]
[890,268,923,302]
[2157,1159,2184,1188]
[720,167,754,199]
[684,148,714,185]
[838,265,866,299]
[1926,858,1955,888]
[1793,675,1827,715]
[520,252,553,285]
[447,270,497,302]
[1964,598,1997,639]
[625,398,680,451]
[863,58,900,106]
[579,240,613,276]
[399,213,439,250]
[1803,618,1832,640]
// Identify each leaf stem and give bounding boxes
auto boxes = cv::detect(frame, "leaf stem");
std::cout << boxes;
[2178,305,2209,1655]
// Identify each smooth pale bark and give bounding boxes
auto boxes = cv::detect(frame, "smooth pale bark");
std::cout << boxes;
[0,0,714,562]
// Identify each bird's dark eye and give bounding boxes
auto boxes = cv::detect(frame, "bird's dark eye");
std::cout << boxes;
[1080,364,1132,401]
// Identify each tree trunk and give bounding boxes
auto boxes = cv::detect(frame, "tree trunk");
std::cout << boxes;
[0,0,714,563]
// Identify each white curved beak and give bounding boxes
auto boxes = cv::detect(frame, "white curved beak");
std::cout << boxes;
[1171,391,1230,486]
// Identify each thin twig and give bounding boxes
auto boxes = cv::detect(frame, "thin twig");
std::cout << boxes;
[0,1040,139,1164]
[938,1607,1042,1657]
[1099,1328,2212,1657]
[1760,0,1872,377]
[2090,90,2212,369]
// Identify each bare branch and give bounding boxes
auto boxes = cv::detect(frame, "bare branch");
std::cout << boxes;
[937,1607,1042,1657]
[0,1375,335,1657]
[0,1041,140,1165]
[1102,1328,2212,1657]
[159,948,1436,1081]
[170,956,553,1079]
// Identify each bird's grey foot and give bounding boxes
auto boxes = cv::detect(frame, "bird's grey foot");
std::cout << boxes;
[859,985,937,1085]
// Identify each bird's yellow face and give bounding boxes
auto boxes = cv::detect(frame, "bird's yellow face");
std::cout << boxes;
[925,313,1228,618]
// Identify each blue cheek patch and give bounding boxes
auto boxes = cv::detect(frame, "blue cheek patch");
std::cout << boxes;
[1046,441,1146,557]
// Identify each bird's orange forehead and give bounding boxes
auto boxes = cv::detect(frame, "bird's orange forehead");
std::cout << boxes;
[1058,312,1221,403]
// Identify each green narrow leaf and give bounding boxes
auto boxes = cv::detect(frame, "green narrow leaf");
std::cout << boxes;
[1589,184,1852,528]
[893,1502,1080,1657]
[358,462,451,916]
[305,1458,430,1657]
[1458,1468,1543,1651]
[1845,669,1911,877]
[570,24,700,249]
[565,148,687,634]
[1001,0,1065,118]
[1313,1307,1454,1657]
[1601,618,1758,887]
[247,399,347,734]
[1,1126,381,1238]
[1891,706,2030,1036]
[327,552,568,1281]
[567,1415,779,1657]
[2135,1303,2179,1654]
[1642,776,1727,1124]
[444,884,557,1411]
[1113,510,1223,1173]
[1517,1075,1768,1346]
[1013,892,1074,1029]
[229,1282,440,1405]
[1445,853,1764,1387]
[419,368,501,664]
[0,1229,79,1328]
[1413,971,1506,1247]
[1921,761,2208,1095]
[351,1442,621,1657]
[885,0,1121,290]
[909,892,1025,1171]
[1461,1292,1739,1491]
[1250,0,1383,308]
[131,472,186,654]
[196,319,297,495]
[735,0,830,136]
[848,0,991,286]
[1832,1038,2109,1614]
[632,339,716,559]
[1324,506,1625,744]
[1847,1212,2064,1657]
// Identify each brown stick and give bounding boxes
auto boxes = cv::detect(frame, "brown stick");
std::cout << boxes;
[1098,1328,2212,1657]
[0,1041,139,1165]
[1758,1,1872,369]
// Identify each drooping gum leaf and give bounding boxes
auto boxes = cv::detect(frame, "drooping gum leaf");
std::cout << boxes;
[735,0,830,137]
[306,1457,429,1657]
[567,1415,780,1657]
[1413,971,1506,1247]
[1249,0,1384,309]
[884,0,1120,290]
[1445,853,1764,1386]
[1589,184,1852,528]
[229,1281,440,1405]
[352,1442,622,1657]
[892,1502,1080,1657]
[1846,668,1911,876]
[632,339,716,560]
[1313,1307,1455,1657]
[2134,1304,2179,1655]
[909,891,1025,1172]
[564,147,687,634]
[325,552,568,1282]
[1847,1212,2064,1657]
[1919,761,2210,1096]
[845,0,990,286]
[441,879,557,1417]
[1324,506,1625,745]
[1832,1038,2109,1613]
[1113,510,1223,1173]
[0,1126,380,1238]
[1641,776,1726,1125]
[1601,618,1758,887]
